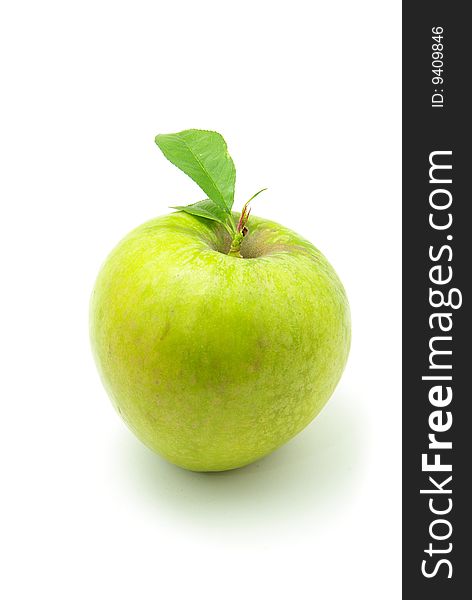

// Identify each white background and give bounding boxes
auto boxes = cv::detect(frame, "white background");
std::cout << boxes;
[0,1,401,598]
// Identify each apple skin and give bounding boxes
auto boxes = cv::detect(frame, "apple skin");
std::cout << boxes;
[90,212,350,471]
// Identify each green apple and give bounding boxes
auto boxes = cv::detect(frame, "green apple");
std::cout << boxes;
[90,130,350,471]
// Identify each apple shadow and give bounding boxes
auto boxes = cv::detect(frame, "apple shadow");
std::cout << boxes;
[113,392,366,533]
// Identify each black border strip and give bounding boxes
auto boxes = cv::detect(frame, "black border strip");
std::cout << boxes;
[402,2,470,596]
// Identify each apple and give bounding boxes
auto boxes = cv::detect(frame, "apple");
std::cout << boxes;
[90,130,350,471]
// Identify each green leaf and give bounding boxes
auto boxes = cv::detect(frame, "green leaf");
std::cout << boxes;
[155,129,236,213]
[171,199,233,231]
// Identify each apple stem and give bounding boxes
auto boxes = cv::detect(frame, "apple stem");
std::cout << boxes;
[227,188,267,257]
[227,199,251,257]
[228,232,244,257]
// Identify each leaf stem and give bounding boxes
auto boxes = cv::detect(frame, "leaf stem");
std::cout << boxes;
[223,220,236,237]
